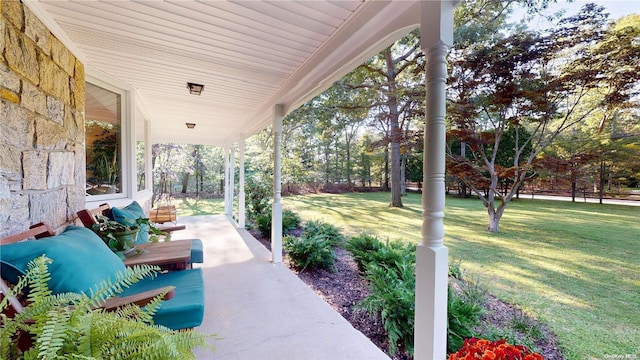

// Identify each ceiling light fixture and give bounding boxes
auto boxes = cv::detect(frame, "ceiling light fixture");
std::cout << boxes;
[187,82,204,95]
[186,123,196,129]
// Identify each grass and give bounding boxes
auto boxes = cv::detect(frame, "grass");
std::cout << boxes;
[172,197,224,216]
[283,192,639,359]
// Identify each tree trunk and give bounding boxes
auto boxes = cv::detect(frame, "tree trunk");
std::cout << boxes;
[459,181,466,197]
[334,141,340,184]
[385,48,403,208]
[599,156,605,204]
[571,172,577,202]
[390,140,403,206]
[486,199,505,233]
[345,132,352,186]
[383,145,390,191]
[400,152,407,196]
[181,172,190,193]
[324,145,331,184]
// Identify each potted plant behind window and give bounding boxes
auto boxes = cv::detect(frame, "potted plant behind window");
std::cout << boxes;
[91,215,139,259]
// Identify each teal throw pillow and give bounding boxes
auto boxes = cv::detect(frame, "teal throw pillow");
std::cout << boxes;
[0,226,125,294]
[111,201,149,244]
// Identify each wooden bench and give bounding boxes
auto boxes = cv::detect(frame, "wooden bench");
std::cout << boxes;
[149,205,177,224]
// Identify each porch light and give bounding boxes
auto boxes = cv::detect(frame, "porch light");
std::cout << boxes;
[187,82,204,95]
[186,123,196,129]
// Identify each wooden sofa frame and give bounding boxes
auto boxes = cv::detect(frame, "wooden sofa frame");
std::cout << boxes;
[0,223,175,316]
[76,203,186,234]
[76,203,204,268]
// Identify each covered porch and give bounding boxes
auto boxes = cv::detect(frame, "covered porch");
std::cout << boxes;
[177,214,389,360]
[2,1,457,357]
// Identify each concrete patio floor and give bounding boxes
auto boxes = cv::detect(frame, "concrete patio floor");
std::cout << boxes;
[174,215,390,360]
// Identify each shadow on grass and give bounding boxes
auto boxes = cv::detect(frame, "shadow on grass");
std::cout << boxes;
[175,198,224,216]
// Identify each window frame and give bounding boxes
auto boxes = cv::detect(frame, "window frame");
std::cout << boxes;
[85,72,133,206]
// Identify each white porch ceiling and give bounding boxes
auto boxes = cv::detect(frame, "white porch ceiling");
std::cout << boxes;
[29,0,422,147]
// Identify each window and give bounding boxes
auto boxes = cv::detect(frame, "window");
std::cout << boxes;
[85,82,123,196]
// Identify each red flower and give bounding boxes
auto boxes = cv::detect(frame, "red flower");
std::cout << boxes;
[449,338,544,360]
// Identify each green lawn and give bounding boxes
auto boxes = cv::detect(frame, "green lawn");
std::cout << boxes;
[283,192,639,360]
[173,197,224,216]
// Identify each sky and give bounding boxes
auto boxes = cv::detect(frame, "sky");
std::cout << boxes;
[549,0,639,19]
[512,0,639,28]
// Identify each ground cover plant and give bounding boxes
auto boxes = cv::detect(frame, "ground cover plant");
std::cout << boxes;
[284,192,639,360]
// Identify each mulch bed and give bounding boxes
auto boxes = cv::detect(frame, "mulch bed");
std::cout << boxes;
[251,229,564,360]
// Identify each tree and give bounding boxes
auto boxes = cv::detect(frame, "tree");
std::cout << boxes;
[447,5,640,232]
[341,30,425,207]
[324,85,369,186]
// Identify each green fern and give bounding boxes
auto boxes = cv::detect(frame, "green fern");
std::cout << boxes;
[0,255,215,359]
[357,261,416,356]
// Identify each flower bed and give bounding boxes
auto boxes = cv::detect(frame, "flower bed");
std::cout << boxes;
[449,338,544,360]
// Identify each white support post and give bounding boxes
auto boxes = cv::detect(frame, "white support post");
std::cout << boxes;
[229,143,236,221]
[238,139,246,228]
[224,147,231,216]
[271,105,284,263]
[415,1,455,359]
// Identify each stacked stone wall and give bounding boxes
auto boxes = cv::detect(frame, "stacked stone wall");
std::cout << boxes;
[1,0,85,237]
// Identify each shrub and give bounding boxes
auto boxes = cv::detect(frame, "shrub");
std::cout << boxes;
[358,261,416,356]
[284,234,336,272]
[245,177,271,220]
[448,258,463,279]
[477,310,543,352]
[350,236,486,356]
[345,234,384,272]
[282,209,301,233]
[256,208,301,238]
[346,234,414,273]
[256,212,272,238]
[447,285,485,353]
[302,220,344,247]
[458,277,486,307]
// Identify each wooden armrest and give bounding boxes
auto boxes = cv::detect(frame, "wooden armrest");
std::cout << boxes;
[77,204,111,227]
[99,286,175,311]
[1,223,54,244]
[76,209,98,227]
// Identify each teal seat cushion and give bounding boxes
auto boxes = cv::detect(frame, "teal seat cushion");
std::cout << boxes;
[121,268,205,330]
[0,226,125,294]
[112,201,149,244]
[189,239,204,264]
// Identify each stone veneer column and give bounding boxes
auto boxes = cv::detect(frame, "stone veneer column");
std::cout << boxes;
[1,1,85,237]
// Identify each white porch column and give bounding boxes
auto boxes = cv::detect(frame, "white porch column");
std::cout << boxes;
[415,1,455,359]
[271,105,284,263]
[238,139,246,228]
[229,143,236,220]
[224,147,231,216]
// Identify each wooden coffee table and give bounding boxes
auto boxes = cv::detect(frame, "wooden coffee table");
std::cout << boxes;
[124,240,192,270]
